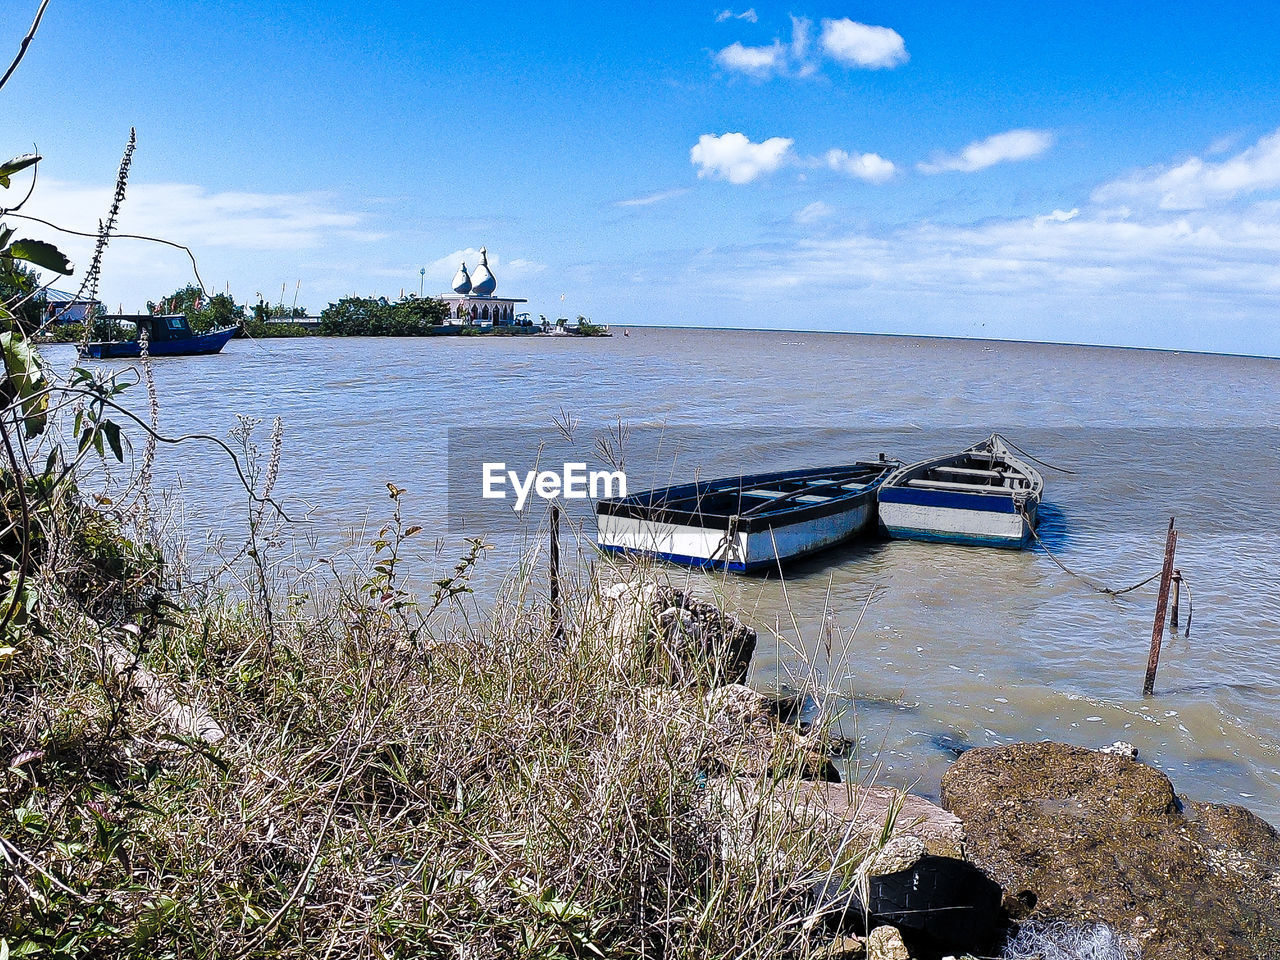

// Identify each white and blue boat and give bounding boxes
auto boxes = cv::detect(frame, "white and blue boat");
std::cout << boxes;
[877,435,1043,549]
[596,459,897,573]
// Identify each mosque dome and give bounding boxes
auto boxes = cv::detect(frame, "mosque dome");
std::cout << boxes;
[471,246,497,296]
[451,262,472,295]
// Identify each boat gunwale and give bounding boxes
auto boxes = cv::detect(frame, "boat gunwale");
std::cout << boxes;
[595,461,895,532]
[881,434,1045,501]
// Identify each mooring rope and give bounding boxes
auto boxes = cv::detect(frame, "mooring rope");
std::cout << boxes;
[999,434,1079,476]
[1181,578,1194,637]
[1020,505,1163,597]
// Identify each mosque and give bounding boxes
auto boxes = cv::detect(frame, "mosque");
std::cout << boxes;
[439,247,528,326]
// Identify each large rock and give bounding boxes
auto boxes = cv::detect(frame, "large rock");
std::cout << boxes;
[600,581,755,687]
[940,741,1280,960]
[705,777,966,875]
[700,684,839,782]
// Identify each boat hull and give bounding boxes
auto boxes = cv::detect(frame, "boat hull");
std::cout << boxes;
[876,435,1044,549]
[598,499,875,573]
[596,460,893,572]
[80,325,237,359]
[877,487,1036,548]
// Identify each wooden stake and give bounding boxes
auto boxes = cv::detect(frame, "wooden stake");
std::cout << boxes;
[1143,518,1178,697]
[550,502,564,644]
[1170,568,1182,632]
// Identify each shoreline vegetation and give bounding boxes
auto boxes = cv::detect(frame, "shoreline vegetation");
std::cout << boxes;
[23,284,612,344]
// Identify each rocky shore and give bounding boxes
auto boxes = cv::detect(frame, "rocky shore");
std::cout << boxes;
[604,580,1280,960]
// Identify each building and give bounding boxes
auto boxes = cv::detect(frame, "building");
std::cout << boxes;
[44,289,100,325]
[438,247,528,325]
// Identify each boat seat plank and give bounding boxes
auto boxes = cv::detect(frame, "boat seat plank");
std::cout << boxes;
[934,465,1017,479]
[906,478,1006,493]
[795,494,833,503]
[741,489,786,499]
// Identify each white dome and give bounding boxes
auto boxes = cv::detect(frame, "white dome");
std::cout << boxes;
[471,246,496,296]
[451,262,472,295]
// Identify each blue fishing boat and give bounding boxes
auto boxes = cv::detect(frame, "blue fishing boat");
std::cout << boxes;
[877,434,1043,548]
[596,459,897,573]
[79,314,237,359]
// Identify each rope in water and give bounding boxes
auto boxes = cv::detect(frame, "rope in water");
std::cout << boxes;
[1020,505,1164,597]
[1003,438,1194,631]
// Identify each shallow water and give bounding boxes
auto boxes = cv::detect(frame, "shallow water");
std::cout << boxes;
[41,328,1280,823]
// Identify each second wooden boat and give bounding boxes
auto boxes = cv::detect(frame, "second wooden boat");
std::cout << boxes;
[877,434,1044,548]
[596,459,897,573]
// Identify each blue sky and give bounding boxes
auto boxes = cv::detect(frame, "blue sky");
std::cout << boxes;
[6,0,1280,354]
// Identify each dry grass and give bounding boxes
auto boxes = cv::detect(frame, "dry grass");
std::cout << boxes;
[0,497,873,959]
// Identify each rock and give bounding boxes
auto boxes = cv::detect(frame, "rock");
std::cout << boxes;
[600,581,756,687]
[866,835,925,875]
[705,778,965,877]
[699,684,841,782]
[865,925,910,960]
[704,683,773,728]
[808,781,967,860]
[812,934,866,959]
[1098,740,1139,759]
[940,741,1280,960]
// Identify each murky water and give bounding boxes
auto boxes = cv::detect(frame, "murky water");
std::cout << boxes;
[41,328,1280,823]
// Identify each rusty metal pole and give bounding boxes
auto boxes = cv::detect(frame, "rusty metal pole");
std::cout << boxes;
[1170,568,1182,632]
[1143,518,1178,697]
[550,502,564,644]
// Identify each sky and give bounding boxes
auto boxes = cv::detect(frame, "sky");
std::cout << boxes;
[4,0,1280,354]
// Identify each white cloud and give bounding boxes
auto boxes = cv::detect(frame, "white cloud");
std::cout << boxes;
[691,133,795,184]
[713,14,909,79]
[919,129,1054,174]
[819,18,908,69]
[425,247,539,285]
[790,16,813,65]
[794,201,833,223]
[1092,128,1280,210]
[715,8,758,23]
[11,178,384,310]
[825,149,896,183]
[615,188,690,207]
[24,179,372,250]
[1034,208,1079,226]
[714,41,786,78]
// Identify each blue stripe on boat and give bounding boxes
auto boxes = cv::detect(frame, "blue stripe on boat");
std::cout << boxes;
[597,543,755,573]
[877,485,1019,514]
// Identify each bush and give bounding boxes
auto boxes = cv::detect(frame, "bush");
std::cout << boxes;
[318,295,448,336]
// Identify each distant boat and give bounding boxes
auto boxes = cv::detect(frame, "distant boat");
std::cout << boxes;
[79,314,237,359]
[877,434,1043,548]
[596,459,897,572]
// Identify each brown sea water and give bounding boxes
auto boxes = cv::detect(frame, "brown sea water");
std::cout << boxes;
[43,327,1280,823]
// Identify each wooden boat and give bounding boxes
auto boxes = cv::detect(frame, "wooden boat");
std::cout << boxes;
[877,434,1043,548]
[596,459,897,573]
[80,314,237,359]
